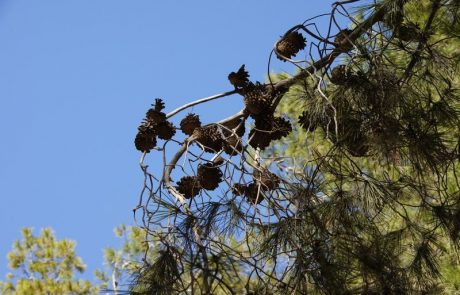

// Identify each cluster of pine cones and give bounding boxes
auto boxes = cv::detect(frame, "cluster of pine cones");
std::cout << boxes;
[135,99,176,153]
[176,162,223,199]
[232,169,280,204]
[228,65,293,150]
[135,61,296,204]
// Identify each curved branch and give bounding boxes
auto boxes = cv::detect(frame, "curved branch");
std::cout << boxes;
[166,90,238,119]
[273,4,384,92]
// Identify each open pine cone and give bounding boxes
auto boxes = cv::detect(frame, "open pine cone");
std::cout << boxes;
[246,183,265,204]
[221,118,245,155]
[298,111,318,132]
[253,168,280,191]
[231,183,264,205]
[395,23,420,42]
[135,121,157,152]
[271,117,292,140]
[193,125,224,153]
[231,183,248,196]
[243,83,273,116]
[228,64,250,89]
[176,176,201,199]
[197,163,223,190]
[180,113,201,136]
[222,118,246,137]
[146,98,167,124]
[275,31,306,60]
[344,132,369,157]
[224,135,244,155]
[249,115,292,150]
[157,121,176,140]
[248,128,273,150]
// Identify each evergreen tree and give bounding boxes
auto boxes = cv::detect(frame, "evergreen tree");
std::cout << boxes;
[0,227,100,295]
[132,0,460,293]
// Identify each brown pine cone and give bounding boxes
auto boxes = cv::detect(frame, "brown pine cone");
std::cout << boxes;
[193,125,224,153]
[246,183,265,204]
[134,121,157,152]
[344,133,369,157]
[228,64,250,89]
[176,176,201,199]
[298,111,318,132]
[395,24,419,42]
[222,118,245,137]
[243,83,273,116]
[248,128,272,150]
[232,183,248,196]
[157,121,176,140]
[134,131,157,152]
[276,31,306,60]
[180,113,201,136]
[271,117,292,140]
[248,115,291,150]
[146,98,167,124]
[253,169,279,191]
[197,163,223,191]
[223,135,243,155]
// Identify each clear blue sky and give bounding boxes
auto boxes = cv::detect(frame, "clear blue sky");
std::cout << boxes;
[0,0,339,281]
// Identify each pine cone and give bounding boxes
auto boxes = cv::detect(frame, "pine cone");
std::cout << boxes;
[176,176,201,199]
[243,83,273,116]
[222,118,245,137]
[334,29,354,50]
[157,121,176,140]
[134,131,157,152]
[180,113,201,136]
[224,135,243,155]
[253,169,279,191]
[395,24,419,42]
[249,115,291,150]
[246,183,264,204]
[330,65,349,85]
[232,183,264,204]
[197,163,223,190]
[153,98,165,111]
[228,64,250,89]
[232,183,248,196]
[193,125,224,153]
[248,128,272,150]
[221,118,245,155]
[134,121,157,152]
[271,117,292,140]
[146,98,167,124]
[276,31,306,60]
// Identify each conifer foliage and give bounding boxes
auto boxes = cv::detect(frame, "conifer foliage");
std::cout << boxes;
[133,1,460,293]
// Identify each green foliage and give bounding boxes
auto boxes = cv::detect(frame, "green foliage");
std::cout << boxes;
[131,0,460,293]
[271,0,460,292]
[100,225,150,292]
[0,227,100,295]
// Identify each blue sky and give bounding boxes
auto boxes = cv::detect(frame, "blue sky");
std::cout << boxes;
[0,0,339,281]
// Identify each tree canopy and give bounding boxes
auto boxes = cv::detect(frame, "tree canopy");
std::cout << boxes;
[0,228,99,295]
[130,0,460,294]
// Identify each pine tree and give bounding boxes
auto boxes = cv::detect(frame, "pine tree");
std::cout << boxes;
[0,228,100,295]
[132,0,460,293]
